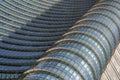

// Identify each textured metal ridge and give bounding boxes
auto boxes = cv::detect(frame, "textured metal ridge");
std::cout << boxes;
[20,0,120,80]
[100,43,120,80]
[0,0,98,79]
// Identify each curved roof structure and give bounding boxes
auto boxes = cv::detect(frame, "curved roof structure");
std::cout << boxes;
[0,0,98,80]
[0,0,120,80]
[20,0,120,80]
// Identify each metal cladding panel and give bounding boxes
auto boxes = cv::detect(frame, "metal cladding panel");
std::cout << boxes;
[0,0,98,79]
[21,0,120,80]
[101,43,120,80]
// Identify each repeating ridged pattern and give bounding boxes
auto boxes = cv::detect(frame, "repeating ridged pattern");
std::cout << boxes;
[20,0,120,80]
[0,0,98,80]
[100,43,120,80]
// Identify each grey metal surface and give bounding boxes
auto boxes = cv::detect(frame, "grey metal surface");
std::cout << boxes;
[100,43,120,80]
[20,0,120,80]
[0,0,98,79]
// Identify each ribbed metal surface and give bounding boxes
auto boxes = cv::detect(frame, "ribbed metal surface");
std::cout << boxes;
[100,43,120,80]
[0,0,98,79]
[20,0,120,80]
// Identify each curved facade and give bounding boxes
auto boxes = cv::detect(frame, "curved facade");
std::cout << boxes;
[101,43,120,80]
[0,0,98,80]
[20,0,120,80]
